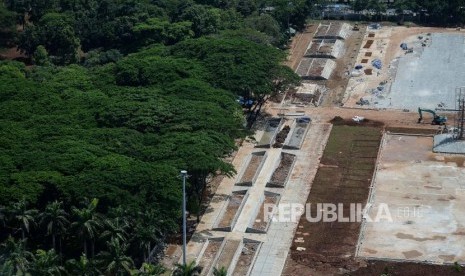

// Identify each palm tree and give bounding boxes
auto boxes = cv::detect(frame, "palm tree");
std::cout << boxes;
[66,254,100,276]
[213,266,227,276]
[100,216,129,243]
[97,237,134,276]
[172,261,202,276]
[39,201,69,252]
[29,249,66,275]
[133,223,160,262]
[0,205,6,227]
[133,210,164,262]
[9,199,38,240]
[130,263,165,276]
[0,236,33,275]
[71,198,103,257]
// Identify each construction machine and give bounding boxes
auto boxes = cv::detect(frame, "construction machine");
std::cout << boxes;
[417,108,447,125]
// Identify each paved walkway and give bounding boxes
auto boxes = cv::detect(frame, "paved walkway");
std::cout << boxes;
[185,121,332,275]
[250,123,332,276]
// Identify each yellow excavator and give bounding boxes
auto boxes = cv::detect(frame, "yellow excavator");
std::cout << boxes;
[417,108,447,125]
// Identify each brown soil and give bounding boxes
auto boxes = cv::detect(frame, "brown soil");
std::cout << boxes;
[238,155,263,184]
[216,240,241,272]
[232,243,260,276]
[252,195,279,231]
[269,153,296,185]
[0,47,27,62]
[283,125,383,276]
[330,116,384,128]
[368,33,375,38]
[350,260,465,276]
[361,59,368,63]
[285,24,319,70]
[363,40,374,48]
[198,240,222,274]
[321,22,367,107]
[273,125,291,147]
[217,194,245,228]
[364,68,372,75]
[364,52,372,57]
[386,126,437,135]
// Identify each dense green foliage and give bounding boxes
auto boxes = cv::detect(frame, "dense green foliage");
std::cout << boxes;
[0,0,301,274]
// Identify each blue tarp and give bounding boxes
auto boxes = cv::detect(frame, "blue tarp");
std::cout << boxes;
[400,43,408,50]
[355,65,363,70]
[297,116,311,123]
[237,96,254,107]
[372,59,382,69]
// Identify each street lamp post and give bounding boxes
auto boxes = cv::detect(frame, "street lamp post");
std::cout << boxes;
[180,170,188,266]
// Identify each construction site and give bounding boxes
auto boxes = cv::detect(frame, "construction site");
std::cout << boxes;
[162,22,465,276]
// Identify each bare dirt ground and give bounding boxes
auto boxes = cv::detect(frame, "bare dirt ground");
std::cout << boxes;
[238,155,263,184]
[215,239,241,273]
[322,24,368,106]
[286,24,319,71]
[252,194,279,231]
[269,153,296,185]
[280,24,464,276]
[343,26,465,107]
[217,193,245,228]
[198,240,222,275]
[233,242,260,276]
[269,105,445,131]
[283,123,382,276]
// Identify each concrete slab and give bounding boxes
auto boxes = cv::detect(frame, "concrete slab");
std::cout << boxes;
[433,133,465,154]
[358,134,465,264]
[377,33,465,110]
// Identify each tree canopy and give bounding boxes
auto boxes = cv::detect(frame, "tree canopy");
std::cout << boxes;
[0,0,301,272]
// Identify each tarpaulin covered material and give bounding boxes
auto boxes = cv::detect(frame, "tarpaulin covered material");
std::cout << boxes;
[372,59,382,69]
[400,43,408,50]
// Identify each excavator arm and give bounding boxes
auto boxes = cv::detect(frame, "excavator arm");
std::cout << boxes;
[418,107,447,125]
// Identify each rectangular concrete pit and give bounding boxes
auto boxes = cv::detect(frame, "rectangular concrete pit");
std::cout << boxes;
[266,153,296,188]
[236,151,267,186]
[214,239,242,275]
[283,120,310,150]
[246,191,280,233]
[358,134,465,264]
[256,118,282,148]
[232,240,261,276]
[198,238,224,276]
[214,190,248,231]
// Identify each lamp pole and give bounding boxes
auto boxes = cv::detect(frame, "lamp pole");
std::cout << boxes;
[180,170,188,266]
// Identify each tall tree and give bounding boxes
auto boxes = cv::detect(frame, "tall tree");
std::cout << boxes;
[66,254,100,276]
[97,238,134,276]
[39,201,69,253]
[180,4,221,37]
[29,249,66,276]
[8,199,38,240]
[100,216,129,243]
[0,236,32,275]
[393,0,417,23]
[133,211,164,262]
[71,198,103,257]
[18,12,80,64]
